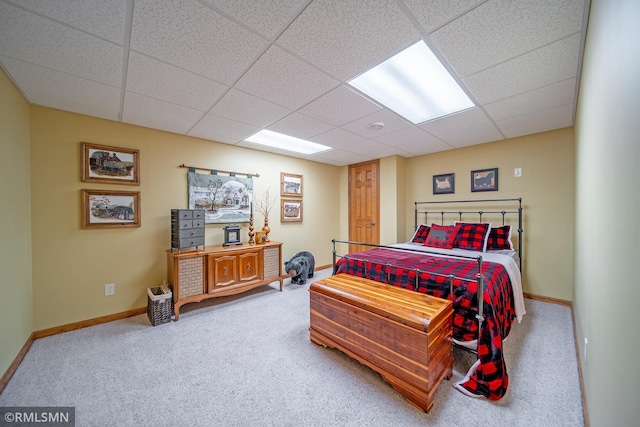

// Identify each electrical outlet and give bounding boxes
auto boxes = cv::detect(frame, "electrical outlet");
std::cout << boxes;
[104,283,115,296]
[514,167,522,177]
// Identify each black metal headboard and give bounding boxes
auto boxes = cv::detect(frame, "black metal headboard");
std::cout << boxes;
[414,198,523,271]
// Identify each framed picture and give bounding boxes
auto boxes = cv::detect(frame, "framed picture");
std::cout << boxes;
[471,168,499,192]
[281,199,302,222]
[81,189,141,228]
[432,173,455,194]
[81,142,140,185]
[281,172,303,197]
[187,172,253,224]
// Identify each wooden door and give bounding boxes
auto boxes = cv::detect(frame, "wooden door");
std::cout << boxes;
[348,160,380,253]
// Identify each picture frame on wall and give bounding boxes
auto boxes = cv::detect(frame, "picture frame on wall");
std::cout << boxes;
[280,172,303,197]
[281,199,302,222]
[81,189,141,228]
[81,142,140,185]
[471,168,498,192]
[432,173,455,194]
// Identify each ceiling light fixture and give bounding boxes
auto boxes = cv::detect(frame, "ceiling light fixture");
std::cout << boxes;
[244,129,331,155]
[348,41,475,124]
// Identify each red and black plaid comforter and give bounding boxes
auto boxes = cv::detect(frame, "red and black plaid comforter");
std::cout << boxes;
[335,247,516,400]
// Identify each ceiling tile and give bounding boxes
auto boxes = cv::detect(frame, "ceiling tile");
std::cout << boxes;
[373,125,447,149]
[309,128,367,148]
[367,146,413,160]
[0,0,589,167]
[26,92,119,122]
[299,85,381,127]
[419,107,494,137]
[402,0,485,33]
[268,113,334,138]
[430,0,586,76]
[463,34,582,104]
[1,56,121,114]
[122,91,203,134]
[340,138,389,154]
[276,0,420,80]
[496,104,575,138]
[202,0,309,40]
[311,148,371,166]
[235,45,339,110]
[211,89,291,128]
[484,78,577,122]
[340,109,411,138]
[438,123,505,148]
[392,137,453,156]
[0,2,123,86]
[130,0,268,84]
[189,113,259,142]
[126,52,228,112]
[6,0,128,44]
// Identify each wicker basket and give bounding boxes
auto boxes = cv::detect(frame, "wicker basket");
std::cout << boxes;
[147,285,172,326]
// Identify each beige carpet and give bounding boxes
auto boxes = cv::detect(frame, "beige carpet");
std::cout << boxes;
[0,268,584,426]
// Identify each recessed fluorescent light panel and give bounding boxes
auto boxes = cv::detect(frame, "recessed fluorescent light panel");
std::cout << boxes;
[348,41,475,124]
[245,130,331,155]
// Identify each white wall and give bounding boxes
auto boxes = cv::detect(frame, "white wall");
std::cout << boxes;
[574,0,640,425]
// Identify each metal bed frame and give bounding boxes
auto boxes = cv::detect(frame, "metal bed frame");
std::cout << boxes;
[414,197,523,271]
[331,197,524,354]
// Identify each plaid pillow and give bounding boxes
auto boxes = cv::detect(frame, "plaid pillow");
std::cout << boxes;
[487,225,514,250]
[410,224,431,243]
[454,222,492,252]
[423,224,460,249]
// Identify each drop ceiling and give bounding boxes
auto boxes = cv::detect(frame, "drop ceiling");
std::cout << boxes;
[0,0,589,166]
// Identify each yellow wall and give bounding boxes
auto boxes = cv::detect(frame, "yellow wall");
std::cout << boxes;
[403,128,575,300]
[574,0,640,425]
[29,107,340,330]
[0,70,33,375]
[380,156,407,245]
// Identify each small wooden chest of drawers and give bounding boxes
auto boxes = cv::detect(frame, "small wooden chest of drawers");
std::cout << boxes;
[171,209,205,251]
[309,274,453,413]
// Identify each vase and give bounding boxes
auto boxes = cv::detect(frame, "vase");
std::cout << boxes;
[262,217,270,242]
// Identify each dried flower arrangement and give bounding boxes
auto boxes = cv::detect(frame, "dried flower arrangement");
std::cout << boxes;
[254,188,277,242]
[254,187,277,218]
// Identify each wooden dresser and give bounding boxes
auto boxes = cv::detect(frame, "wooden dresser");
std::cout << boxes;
[167,241,283,320]
[309,274,453,413]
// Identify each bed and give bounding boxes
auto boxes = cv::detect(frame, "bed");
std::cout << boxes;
[331,198,525,400]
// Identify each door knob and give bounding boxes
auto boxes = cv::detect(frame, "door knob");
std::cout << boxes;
[371,221,376,226]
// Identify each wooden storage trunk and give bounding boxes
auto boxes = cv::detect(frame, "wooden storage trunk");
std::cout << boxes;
[309,274,453,413]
